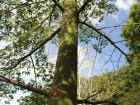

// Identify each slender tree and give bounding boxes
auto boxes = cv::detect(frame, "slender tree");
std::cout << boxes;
[48,0,78,104]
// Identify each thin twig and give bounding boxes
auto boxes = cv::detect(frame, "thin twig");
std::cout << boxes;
[114,40,127,43]
[85,88,106,100]
[30,56,37,88]
[49,4,56,27]
[101,48,116,71]
[91,36,101,74]
[30,55,39,105]
[97,23,140,30]
[116,53,122,69]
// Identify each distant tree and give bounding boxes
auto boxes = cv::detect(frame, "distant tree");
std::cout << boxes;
[100,1,140,104]
[116,0,140,104]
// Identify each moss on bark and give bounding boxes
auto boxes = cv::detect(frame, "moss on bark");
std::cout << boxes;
[48,0,78,105]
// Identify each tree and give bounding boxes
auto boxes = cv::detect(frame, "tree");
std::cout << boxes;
[121,0,140,54]
[0,0,131,105]
[115,0,140,104]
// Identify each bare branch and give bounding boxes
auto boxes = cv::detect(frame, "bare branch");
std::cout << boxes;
[97,23,140,30]
[0,75,49,97]
[0,28,61,70]
[30,55,37,88]
[91,36,101,74]
[49,4,56,27]
[30,55,39,104]
[0,74,117,104]
[79,21,131,63]
[78,0,91,13]
[51,0,64,11]
[114,40,127,43]
[77,99,117,105]
[101,48,116,71]
[85,88,106,100]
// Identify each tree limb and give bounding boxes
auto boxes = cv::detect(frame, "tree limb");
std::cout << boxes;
[77,99,117,105]
[79,21,131,63]
[78,0,91,13]
[49,4,56,27]
[0,74,117,104]
[114,40,127,43]
[85,88,106,100]
[30,55,37,88]
[0,75,117,105]
[51,0,64,11]
[0,28,61,70]
[97,23,140,30]
[0,75,49,97]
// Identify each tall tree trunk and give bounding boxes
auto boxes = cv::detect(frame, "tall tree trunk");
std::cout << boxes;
[48,0,78,105]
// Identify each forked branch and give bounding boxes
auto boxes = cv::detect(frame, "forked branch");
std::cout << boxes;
[0,75,49,96]
[0,28,61,70]
[79,21,131,63]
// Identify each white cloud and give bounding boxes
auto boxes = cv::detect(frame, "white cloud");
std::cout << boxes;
[78,45,106,77]
[45,43,58,64]
[89,17,100,25]
[78,45,92,70]
[116,0,136,11]
[0,41,10,49]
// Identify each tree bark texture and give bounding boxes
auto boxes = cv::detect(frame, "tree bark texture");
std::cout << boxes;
[48,0,78,105]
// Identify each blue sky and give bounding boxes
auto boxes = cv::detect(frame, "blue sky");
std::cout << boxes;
[0,0,136,105]
[78,0,136,77]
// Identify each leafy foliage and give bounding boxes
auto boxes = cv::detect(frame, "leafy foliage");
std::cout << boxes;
[121,0,140,53]
[19,93,48,105]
